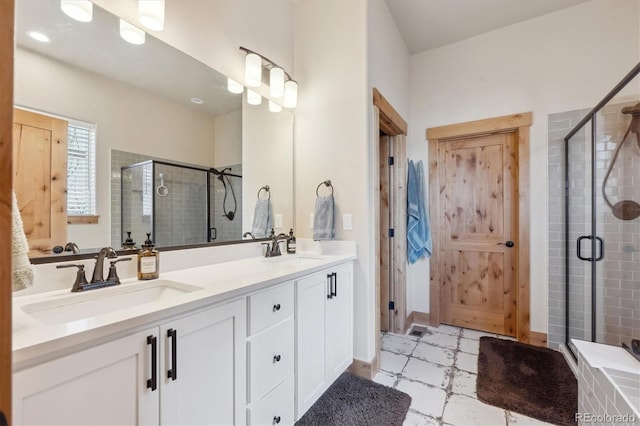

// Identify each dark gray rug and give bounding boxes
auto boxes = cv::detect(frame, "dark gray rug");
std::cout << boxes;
[477,337,577,426]
[295,372,411,426]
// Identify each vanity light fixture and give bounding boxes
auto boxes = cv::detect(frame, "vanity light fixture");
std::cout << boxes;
[227,78,244,94]
[138,0,165,31]
[60,0,93,23]
[247,89,262,106]
[240,46,297,108]
[27,31,50,43]
[119,19,146,45]
[268,101,282,113]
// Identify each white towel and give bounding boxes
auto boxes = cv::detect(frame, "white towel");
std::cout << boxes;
[251,199,272,238]
[313,195,335,241]
[12,191,34,291]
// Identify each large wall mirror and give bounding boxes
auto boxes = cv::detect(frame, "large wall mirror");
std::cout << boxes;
[14,0,293,259]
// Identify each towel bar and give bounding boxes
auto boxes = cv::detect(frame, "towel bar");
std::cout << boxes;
[316,180,334,196]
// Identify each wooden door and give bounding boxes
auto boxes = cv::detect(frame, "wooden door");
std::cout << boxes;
[13,329,160,425]
[379,134,391,332]
[160,300,246,426]
[13,108,68,256]
[439,132,518,336]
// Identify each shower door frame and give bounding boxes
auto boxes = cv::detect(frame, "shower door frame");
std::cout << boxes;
[563,62,640,359]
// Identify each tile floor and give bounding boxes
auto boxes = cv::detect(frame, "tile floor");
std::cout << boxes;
[373,325,555,426]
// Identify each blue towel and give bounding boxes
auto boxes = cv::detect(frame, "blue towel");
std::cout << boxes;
[313,195,335,241]
[407,160,431,263]
[416,160,432,257]
[252,199,272,238]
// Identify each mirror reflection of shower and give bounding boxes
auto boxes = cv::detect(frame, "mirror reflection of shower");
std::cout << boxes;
[601,102,640,220]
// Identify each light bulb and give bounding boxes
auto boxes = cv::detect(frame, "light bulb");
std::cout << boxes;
[27,31,50,43]
[227,78,244,94]
[270,67,285,98]
[284,80,298,109]
[138,0,165,31]
[60,0,93,22]
[120,19,146,45]
[247,89,262,106]
[269,101,282,113]
[245,53,262,87]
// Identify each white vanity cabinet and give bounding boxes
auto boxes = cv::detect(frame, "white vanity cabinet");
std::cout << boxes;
[246,281,295,426]
[295,262,353,419]
[13,299,246,426]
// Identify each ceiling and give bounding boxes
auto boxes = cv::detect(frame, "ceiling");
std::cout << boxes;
[384,0,590,54]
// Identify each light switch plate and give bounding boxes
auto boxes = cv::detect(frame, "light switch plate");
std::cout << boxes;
[310,214,315,229]
[343,214,352,230]
[275,214,282,229]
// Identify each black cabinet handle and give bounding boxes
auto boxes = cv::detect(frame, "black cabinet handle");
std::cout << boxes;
[273,416,281,424]
[273,303,281,312]
[332,272,338,297]
[147,335,157,391]
[326,273,333,299]
[273,354,281,363]
[167,328,177,381]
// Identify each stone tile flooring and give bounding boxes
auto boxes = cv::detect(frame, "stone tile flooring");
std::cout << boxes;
[373,325,555,426]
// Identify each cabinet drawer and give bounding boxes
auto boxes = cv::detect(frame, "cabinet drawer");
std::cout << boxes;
[248,319,294,402]
[248,374,294,426]
[248,281,294,335]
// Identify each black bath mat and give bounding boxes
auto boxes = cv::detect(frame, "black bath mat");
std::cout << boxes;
[295,372,411,426]
[477,337,577,425]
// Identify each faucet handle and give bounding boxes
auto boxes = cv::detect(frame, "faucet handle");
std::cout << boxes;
[56,264,89,292]
[106,258,132,285]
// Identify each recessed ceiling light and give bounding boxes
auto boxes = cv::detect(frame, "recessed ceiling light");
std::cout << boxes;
[190,98,204,105]
[27,31,50,43]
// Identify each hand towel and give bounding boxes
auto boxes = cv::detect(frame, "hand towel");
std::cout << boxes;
[12,191,34,291]
[313,195,335,241]
[407,160,431,263]
[416,160,432,257]
[251,198,272,238]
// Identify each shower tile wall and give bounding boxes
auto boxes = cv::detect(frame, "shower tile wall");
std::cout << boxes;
[210,164,243,242]
[548,102,640,350]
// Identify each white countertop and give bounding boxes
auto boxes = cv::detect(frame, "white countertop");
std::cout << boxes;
[13,252,355,369]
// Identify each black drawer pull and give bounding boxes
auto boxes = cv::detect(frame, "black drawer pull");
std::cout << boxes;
[273,303,281,312]
[326,273,333,299]
[147,335,157,391]
[273,415,281,424]
[273,354,281,363]
[167,328,177,381]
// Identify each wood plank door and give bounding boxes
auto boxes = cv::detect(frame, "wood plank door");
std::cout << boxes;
[12,108,68,256]
[438,132,518,336]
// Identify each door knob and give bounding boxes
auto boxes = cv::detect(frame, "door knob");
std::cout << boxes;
[498,241,514,248]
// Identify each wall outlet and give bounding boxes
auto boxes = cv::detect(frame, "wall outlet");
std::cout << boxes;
[275,214,282,229]
[310,213,315,229]
[343,214,352,230]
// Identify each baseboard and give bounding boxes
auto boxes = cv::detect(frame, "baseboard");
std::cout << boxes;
[529,331,548,348]
[348,355,378,380]
[406,311,430,332]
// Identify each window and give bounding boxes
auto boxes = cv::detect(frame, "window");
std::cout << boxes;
[67,120,97,217]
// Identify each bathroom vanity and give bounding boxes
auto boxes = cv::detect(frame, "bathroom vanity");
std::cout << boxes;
[12,251,355,425]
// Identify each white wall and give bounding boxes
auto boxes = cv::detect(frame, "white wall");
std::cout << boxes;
[14,48,216,249]
[408,0,640,332]
[214,110,242,167]
[293,0,372,361]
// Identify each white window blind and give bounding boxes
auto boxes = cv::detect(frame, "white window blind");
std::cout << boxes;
[67,121,97,216]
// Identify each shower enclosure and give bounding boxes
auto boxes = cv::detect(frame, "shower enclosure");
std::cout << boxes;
[121,160,242,248]
[564,63,640,358]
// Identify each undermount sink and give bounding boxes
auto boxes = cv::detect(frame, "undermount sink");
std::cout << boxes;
[21,280,202,324]
[267,255,326,267]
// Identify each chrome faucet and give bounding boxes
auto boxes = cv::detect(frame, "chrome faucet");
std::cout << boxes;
[64,242,80,254]
[243,231,256,239]
[91,247,118,283]
[266,230,288,257]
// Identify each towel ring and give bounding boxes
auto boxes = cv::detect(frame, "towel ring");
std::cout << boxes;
[258,185,270,200]
[316,180,334,196]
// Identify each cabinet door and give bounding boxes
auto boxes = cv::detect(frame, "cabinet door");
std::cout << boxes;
[295,272,328,418]
[13,328,159,426]
[324,263,354,384]
[160,299,247,426]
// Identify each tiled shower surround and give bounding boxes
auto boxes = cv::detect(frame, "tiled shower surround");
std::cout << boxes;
[547,102,640,350]
[111,150,243,248]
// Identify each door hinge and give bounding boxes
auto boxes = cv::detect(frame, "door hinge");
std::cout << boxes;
[388,228,394,238]
[388,156,394,165]
[388,301,395,310]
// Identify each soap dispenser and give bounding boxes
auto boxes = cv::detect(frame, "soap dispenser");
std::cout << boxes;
[138,233,159,280]
[122,231,136,249]
[286,228,296,254]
